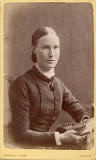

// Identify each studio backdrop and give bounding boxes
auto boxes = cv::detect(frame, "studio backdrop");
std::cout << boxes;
[4,2,94,105]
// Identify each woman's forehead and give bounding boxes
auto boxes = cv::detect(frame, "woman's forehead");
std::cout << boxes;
[37,34,60,45]
[32,26,59,46]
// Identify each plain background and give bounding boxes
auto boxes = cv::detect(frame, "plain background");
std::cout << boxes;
[4,2,94,105]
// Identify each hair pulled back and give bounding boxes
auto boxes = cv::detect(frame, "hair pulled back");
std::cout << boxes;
[32,26,57,63]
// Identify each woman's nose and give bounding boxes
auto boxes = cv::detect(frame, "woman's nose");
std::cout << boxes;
[48,48,54,57]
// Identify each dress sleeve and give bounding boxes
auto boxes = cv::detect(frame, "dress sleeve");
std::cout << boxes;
[9,78,55,146]
[61,82,89,122]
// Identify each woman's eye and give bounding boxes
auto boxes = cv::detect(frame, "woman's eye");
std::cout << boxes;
[54,46,59,49]
[42,46,49,49]
[41,45,59,49]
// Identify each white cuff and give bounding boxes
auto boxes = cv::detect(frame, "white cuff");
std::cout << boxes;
[55,132,62,146]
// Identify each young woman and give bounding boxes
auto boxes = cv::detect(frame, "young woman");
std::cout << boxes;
[9,26,89,148]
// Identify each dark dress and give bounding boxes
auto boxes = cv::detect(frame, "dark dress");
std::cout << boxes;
[9,66,89,147]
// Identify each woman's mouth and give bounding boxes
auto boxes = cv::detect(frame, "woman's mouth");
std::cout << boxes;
[47,60,55,62]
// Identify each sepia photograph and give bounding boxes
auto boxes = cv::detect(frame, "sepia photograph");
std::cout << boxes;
[1,0,95,158]
[3,1,94,150]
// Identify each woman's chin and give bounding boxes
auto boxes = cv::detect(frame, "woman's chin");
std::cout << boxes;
[46,64,56,70]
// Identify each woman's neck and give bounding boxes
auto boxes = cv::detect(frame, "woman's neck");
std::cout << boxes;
[35,63,55,79]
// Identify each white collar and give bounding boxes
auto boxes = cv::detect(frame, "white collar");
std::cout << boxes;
[35,64,55,79]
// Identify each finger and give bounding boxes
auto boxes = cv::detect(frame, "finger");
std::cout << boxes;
[76,139,83,145]
[82,135,86,139]
[74,131,82,135]
[74,135,82,139]
[70,130,82,135]
[82,135,87,142]
[76,135,87,145]
[68,130,77,134]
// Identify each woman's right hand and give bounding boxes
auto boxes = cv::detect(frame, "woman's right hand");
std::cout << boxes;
[59,130,87,145]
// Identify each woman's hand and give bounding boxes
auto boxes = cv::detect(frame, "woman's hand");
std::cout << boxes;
[59,130,87,145]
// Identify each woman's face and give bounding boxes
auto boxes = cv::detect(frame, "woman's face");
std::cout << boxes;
[34,34,60,71]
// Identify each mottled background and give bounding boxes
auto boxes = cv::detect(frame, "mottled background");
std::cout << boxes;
[4,2,94,104]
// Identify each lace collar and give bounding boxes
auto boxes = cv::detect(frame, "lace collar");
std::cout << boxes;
[32,65,55,83]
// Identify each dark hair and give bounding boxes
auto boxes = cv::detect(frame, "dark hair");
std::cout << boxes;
[31,26,57,63]
[32,52,37,63]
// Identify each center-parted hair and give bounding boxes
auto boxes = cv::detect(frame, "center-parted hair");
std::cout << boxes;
[32,26,57,63]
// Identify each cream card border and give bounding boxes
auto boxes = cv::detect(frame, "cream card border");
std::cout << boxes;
[0,0,96,159]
